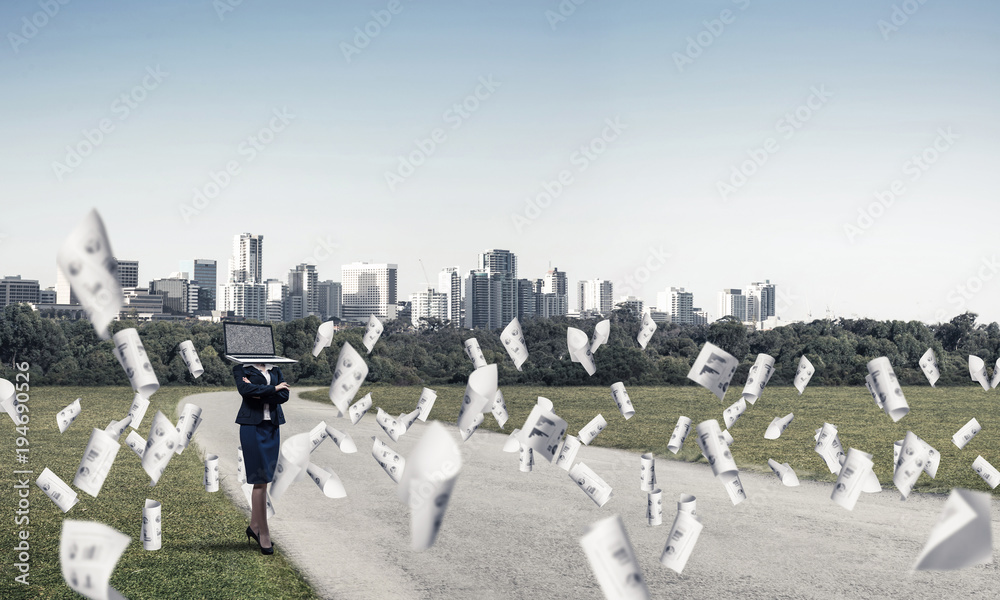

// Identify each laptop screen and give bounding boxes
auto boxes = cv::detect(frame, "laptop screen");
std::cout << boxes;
[224,323,276,356]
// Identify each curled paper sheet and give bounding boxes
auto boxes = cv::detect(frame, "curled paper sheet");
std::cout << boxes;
[103,415,132,442]
[831,448,874,511]
[397,421,462,551]
[992,358,1000,390]
[74,429,121,498]
[349,393,373,425]
[269,433,312,502]
[324,424,358,453]
[416,387,437,422]
[569,462,614,507]
[723,398,746,429]
[867,357,908,422]
[306,462,347,498]
[667,416,692,455]
[503,429,522,453]
[567,327,597,376]
[972,456,1000,489]
[127,393,150,430]
[56,209,123,340]
[678,494,697,515]
[862,468,882,494]
[637,311,657,350]
[399,407,421,432]
[312,320,335,357]
[0,378,21,426]
[953,418,982,449]
[647,489,663,526]
[142,411,179,486]
[555,435,582,472]
[363,314,384,354]
[894,433,930,500]
[610,382,635,420]
[640,453,656,492]
[372,437,406,484]
[793,356,815,395]
[918,348,939,387]
[767,459,800,487]
[580,515,650,600]
[686,342,739,402]
[124,431,145,459]
[814,423,845,475]
[330,343,368,417]
[517,396,568,463]
[697,420,744,505]
[893,440,902,476]
[741,353,775,404]
[463,338,487,370]
[376,408,405,442]
[968,356,991,391]
[177,340,204,378]
[579,414,608,446]
[721,429,734,447]
[204,454,219,492]
[460,412,484,442]
[719,472,746,505]
[865,374,882,410]
[905,431,940,478]
[112,328,160,398]
[308,421,329,451]
[142,499,162,551]
[764,413,794,440]
[174,403,203,455]
[58,398,82,433]
[60,519,131,600]
[660,509,703,575]
[590,319,611,354]
[37,467,80,513]
[491,390,509,428]
[457,364,497,440]
[519,444,534,472]
[500,317,529,371]
[236,445,247,485]
[914,488,993,571]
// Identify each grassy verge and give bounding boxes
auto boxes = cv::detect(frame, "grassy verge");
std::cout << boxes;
[0,385,318,600]
[300,384,1000,495]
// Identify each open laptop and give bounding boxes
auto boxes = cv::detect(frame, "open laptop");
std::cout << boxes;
[223,322,298,364]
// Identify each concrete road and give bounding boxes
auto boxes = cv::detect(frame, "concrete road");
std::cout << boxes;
[184,388,1000,599]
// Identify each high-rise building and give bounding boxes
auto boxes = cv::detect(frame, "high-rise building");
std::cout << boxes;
[718,288,747,322]
[181,259,218,312]
[692,308,709,325]
[516,279,537,319]
[341,262,398,323]
[464,270,494,329]
[115,260,139,288]
[438,267,461,326]
[655,287,694,325]
[265,279,285,322]
[0,276,40,308]
[55,267,78,305]
[477,249,517,326]
[120,287,164,319]
[542,267,569,316]
[287,263,319,320]
[409,288,448,328]
[149,276,193,314]
[578,279,614,315]
[223,233,266,319]
[39,288,57,304]
[616,296,644,316]
[745,280,776,323]
[316,280,342,320]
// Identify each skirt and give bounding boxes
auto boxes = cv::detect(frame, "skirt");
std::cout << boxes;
[240,421,280,484]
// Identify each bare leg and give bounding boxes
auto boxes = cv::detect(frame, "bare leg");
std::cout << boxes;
[251,483,271,548]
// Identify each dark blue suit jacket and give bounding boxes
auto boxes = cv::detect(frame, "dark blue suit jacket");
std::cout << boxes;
[233,364,289,425]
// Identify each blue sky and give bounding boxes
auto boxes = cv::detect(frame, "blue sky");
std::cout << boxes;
[2,0,998,323]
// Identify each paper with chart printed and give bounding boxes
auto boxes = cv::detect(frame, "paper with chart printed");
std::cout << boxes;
[580,515,650,599]
[972,456,1000,489]
[767,459,799,487]
[398,421,462,551]
[555,435,581,471]
[567,327,597,376]
[647,489,663,526]
[103,415,131,442]
[764,413,793,440]
[59,519,130,600]
[640,453,656,492]
[0,378,20,426]
[363,314,383,354]
[914,488,993,571]
[460,412,484,442]
[324,424,358,453]
[142,411,179,486]
[124,431,145,459]
[397,407,420,435]
[660,508,703,575]
[831,448,874,511]
[793,356,814,394]
[668,416,692,454]
[500,317,528,371]
[349,393,372,425]
[372,437,406,484]
[686,342,739,402]
[867,357,909,422]
[463,338,487,370]
[142,499,161,551]
[56,209,123,340]
[969,355,991,391]
[457,364,497,440]
[204,454,219,492]
[126,393,150,430]
[919,348,939,387]
[58,398,83,433]
[742,353,775,404]
[37,467,79,512]
[569,462,613,507]
[517,396,568,463]
[177,340,204,378]
[416,387,437,422]
[174,403,203,455]
[519,444,534,472]
[579,414,607,446]
[376,408,406,442]
[637,311,657,349]
[953,418,982,449]
[610,382,635,420]
[312,320,336,357]
[723,398,746,429]
[491,390,508,428]
[894,432,931,500]
[73,429,121,498]
[112,328,160,398]
[590,319,611,354]
[308,420,329,452]
[307,462,347,498]
[330,342,368,417]
[269,432,312,502]
[814,423,845,474]
[864,374,882,410]
[677,493,697,515]
[696,419,745,505]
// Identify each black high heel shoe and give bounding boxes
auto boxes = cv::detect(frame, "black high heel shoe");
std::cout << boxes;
[260,542,274,555]
[246,526,260,549]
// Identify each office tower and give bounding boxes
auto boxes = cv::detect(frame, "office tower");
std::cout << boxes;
[477,249,517,326]
[718,289,747,322]
[655,287,694,325]
[542,267,568,316]
[745,280,777,323]
[692,308,709,325]
[55,267,79,305]
[115,259,139,288]
[410,288,448,328]
[181,259,218,312]
[287,263,319,320]
[316,280,342,320]
[464,270,494,329]
[222,233,266,319]
[578,279,614,315]
[149,276,193,314]
[264,279,285,322]
[617,296,644,316]
[39,288,57,304]
[0,276,40,308]
[120,287,163,318]
[341,262,398,322]
[438,267,461,326]
[516,279,537,320]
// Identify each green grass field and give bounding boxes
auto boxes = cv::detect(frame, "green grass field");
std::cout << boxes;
[300,384,1000,495]
[0,386,317,600]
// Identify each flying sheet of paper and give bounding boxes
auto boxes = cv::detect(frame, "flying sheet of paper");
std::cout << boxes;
[580,515,650,600]
[127,393,150,431]
[647,489,663,526]
[919,348,939,387]
[73,429,121,498]
[579,414,608,446]
[142,411,179,486]
[60,519,130,600]
[398,407,423,434]
[555,435,582,472]
[372,437,406,484]
[668,416,692,455]
[488,390,508,429]
[397,421,462,551]
[174,403,203,455]
[742,353,775,404]
[723,398,746,429]
[112,328,160,398]
[590,319,611,354]
[463,337,488,370]
[503,429,522,453]
[500,317,529,371]
[308,420,329,452]
[517,396,568,463]
[376,408,406,442]
[953,418,982,449]
[686,342,739,402]
[460,412,484,442]
[696,420,745,505]
[37,467,80,513]
[972,456,1000,489]
[519,444,534,472]
[56,209,123,340]
[678,493,697,515]
[637,311,657,349]
[0,378,20,426]
[914,488,993,571]
[767,459,800,487]
[142,499,162,551]
[177,340,204,378]
[569,462,614,507]
[640,453,656,492]
[867,356,909,422]
[793,356,814,395]
[416,387,437,422]
[363,314,383,354]
[567,327,597,376]
[330,342,368,417]
[865,374,883,410]
[324,424,358,453]
[124,431,145,459]
[894,431,930,500]
[764,413,794,440]
[722,429,734,446]
[610,382,635,420]
[103,415,131,442]
[968,355,991,392]
[349,393,372,425]
[458,363,497,439]
[58,398,82,433]
[992,358,1000,389]
[660,509,704,575]
[269,433,312,502]
[312,320,335,357]
[204,454,219,492]
[814,423,845,475]
[306,462,347,498]
[831,448,874,511]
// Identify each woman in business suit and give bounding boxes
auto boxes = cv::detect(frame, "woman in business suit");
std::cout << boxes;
[234,362,290,555]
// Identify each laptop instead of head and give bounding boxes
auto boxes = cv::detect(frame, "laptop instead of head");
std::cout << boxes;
[223,322,298,364]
